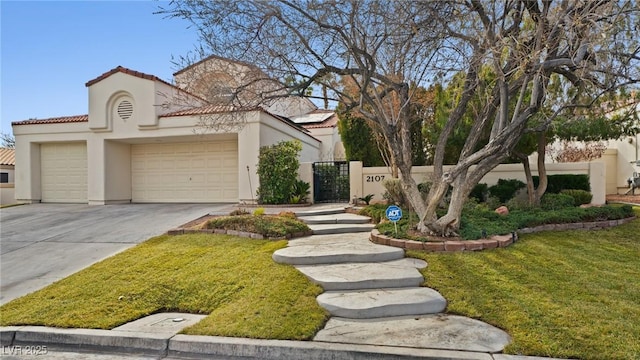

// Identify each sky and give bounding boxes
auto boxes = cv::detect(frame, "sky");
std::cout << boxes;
[1,0,201,136]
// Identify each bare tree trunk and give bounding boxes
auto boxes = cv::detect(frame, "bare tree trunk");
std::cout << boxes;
[534,132,548,205]
[515,152,536,205]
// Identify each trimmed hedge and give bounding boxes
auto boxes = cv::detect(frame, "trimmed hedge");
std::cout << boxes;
[541,193,576,210]
[561,189,593,206]
[533,174,590,193]
[488,179,526,203]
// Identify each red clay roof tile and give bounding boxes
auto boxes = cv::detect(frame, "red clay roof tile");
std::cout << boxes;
[12,114,89,126]
[0,148,15,166]
[301,113,338,129]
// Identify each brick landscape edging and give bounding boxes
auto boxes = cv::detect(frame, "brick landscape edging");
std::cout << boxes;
[370,216,637,252]
[167,228,314,240]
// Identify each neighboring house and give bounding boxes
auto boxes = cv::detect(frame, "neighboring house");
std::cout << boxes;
[0,147,16,205]
[545,100,640,195]
[12,56,341,204]
[291,109,346,161]
[596,135,640,194]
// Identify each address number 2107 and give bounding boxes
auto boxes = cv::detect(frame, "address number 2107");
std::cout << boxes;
[366,175,385,182]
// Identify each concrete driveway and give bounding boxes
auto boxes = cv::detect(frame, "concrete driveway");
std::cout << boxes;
[0,203,235,305]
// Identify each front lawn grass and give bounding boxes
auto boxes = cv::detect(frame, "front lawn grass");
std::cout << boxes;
[409,212,640,360]
[0,234,328,340]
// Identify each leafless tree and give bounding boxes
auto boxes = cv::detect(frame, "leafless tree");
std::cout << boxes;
[1,132,15,149]
[161,0,640,236]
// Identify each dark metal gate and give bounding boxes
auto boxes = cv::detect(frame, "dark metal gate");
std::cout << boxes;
[313,161,350,203]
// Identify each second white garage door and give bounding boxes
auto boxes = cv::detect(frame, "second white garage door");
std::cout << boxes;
[131,141,238,203]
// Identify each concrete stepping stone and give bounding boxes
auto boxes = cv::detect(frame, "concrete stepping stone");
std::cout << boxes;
[317,287,447,318]
[299,213,371,225]
[295,262,424,291]
[285,233,370,246]
[273,237,404,265]
[314,314,511,353]
[308,223,375,235]
[295,208,347,217]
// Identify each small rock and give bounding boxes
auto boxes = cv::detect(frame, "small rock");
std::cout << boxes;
[495,206,509,215]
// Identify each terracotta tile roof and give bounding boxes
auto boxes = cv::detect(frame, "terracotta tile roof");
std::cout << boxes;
[85,66,164,87]
[0,148,15,166]
[160,104,316,139]
[12,114,89,126]
[301,112,339,129]
[85,66,207,102]
[161,104,238,117]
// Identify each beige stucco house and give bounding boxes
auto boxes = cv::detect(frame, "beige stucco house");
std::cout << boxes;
[0,148,16,205]
[12,56,343,204]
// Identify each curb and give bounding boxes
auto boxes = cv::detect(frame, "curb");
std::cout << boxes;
[1,326,495,360]
[4,326,170,356]
[0,326,571,360]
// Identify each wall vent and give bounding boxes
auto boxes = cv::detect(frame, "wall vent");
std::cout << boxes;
[117,100,133,120]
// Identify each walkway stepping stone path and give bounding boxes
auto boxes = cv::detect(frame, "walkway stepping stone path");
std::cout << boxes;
[272,234,404,265]
[296,208,375,235]
[314,315,511,353]
[317,288,447,318]
[295,262,424,291]
[273,207,511,353]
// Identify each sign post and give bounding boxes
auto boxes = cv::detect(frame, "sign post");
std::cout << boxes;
[385,205,403,236]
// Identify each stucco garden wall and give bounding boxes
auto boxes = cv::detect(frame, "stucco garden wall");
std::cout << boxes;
[349,161,606,205]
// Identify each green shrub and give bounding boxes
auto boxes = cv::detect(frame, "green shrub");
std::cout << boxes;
[561,189,593,206]
[206,215,309,238]
[358,194,375,205]
[469,183,488,202]
[257,140,302,204]
[533,174,590,193]
[488,179,526,203]
[506,188,535,211]
[291,180,311,204]
[359,204,388,223]
[541,193,576,210]
[382,178,407,207]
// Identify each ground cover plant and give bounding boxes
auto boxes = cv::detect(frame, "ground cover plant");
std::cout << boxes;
[408,209,640,360]
[372,201,634,240]
[205,213,310,238]
[0,234,328,340]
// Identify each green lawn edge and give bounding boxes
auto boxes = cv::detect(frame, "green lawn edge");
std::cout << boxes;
[0,234,329,340]
[408,208,640,360]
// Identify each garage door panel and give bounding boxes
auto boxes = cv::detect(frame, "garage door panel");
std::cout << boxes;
[41,143,88,203]
[131,141,238,203]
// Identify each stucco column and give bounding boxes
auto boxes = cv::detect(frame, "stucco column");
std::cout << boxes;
[299,162,314,204]
[237,120,261,204]
[589,162,606,205]
[14,141,41,203]
[350,161,363,204]
[87,138,106,205]
[103,140,131,204]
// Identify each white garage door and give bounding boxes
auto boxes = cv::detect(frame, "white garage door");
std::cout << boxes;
[40,142,88,203]
[131,141,238,203]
